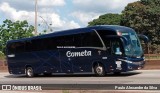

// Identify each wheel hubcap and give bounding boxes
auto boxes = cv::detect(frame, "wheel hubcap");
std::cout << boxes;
[96,66,103,75]
[27,69,32,76]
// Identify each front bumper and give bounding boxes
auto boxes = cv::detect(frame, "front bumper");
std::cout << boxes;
[118,58,145,71]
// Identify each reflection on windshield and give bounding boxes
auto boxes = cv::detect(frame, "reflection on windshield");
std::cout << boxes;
[122,32,143,57]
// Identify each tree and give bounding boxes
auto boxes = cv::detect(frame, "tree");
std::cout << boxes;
[121,0,160,53]
[0,19,34,53]
[88,13,121,26]
[88,0,160,53]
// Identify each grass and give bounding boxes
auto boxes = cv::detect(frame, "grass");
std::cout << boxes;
[62,90,71,93]
[0,51,5,60]
[145,54,160,60]
[0,52,6,66]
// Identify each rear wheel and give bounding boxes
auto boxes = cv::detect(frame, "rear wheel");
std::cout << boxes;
[94,63,105,76]
[26,67,34,77]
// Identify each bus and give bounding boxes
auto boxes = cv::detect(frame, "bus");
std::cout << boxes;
[6,25,148,77]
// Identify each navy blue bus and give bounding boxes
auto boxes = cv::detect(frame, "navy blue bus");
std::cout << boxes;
[6,25,147,77]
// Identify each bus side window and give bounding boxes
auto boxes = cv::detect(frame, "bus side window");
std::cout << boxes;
[48,38,56,50]
[8,42,25,54]
[73,34,82,47]
[91,32,103,47]
[111,40,122,55]
[15,42,25,53]
[31,39,43,51]
[56,36,64,47]
[30,40,36,51]
[81,32,91,47]
[25,41,32,52]
[56,35,74,47]
[81,32,103,47]
[8,43,16,54]
[64,35,74,46]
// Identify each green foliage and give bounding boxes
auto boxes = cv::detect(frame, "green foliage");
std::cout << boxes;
[121,0,160,53]
[62,90,71,93]
[88,13,121,26]
[88,0,160,53]
[0,19,34,53]
[0,51,5,59]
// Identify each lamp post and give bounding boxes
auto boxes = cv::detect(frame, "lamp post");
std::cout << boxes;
[35,0,38,35]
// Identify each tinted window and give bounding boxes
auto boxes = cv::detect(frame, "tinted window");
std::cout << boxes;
[56,35,74,47]
[73,34,82,47]
[8,31,103,53]
[111,39,122,55]
[8,42,25,54]
[31,39,42,51]
[81,31,103,47]
[8,43,16,54]
[64,35,74,46]
[98,30,116,43]
[15,42,25,53]
[43,38,56,50]
[25,41,32,52]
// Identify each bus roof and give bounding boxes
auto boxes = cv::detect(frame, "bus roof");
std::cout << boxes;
[7,25,134,43]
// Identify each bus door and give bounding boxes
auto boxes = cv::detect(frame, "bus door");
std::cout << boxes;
[109,38,125,71]
[104,36,125,71]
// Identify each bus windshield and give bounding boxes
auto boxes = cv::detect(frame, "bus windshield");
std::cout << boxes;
[122,32,143,58]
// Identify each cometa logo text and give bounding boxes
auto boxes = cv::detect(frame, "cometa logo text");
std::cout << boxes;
[66,50,92,57]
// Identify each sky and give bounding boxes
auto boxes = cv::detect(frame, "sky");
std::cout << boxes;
[0,0,138,33]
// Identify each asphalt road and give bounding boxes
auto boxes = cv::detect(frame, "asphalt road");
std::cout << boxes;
[0,70,160,90]
[0,70,160,84]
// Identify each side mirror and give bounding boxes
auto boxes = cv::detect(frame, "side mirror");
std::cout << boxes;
[138,34,149,43]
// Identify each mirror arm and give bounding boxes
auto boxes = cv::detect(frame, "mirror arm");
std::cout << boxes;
[138,34,149,43]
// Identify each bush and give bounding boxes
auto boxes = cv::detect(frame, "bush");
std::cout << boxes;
[0,51,5,60]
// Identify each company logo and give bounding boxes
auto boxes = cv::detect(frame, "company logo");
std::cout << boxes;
[66,50,91,57]
[2,85,11,90]
[1,85,42,91]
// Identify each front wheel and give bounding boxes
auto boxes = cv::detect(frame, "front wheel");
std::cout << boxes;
[94,64,105,76]
[26,67,34,77]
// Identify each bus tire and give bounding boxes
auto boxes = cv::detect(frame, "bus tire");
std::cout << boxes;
[26,67,34,77]
[94,63,105,76]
